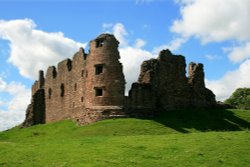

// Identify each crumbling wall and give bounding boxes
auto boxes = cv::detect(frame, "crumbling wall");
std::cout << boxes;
[44,48,87,122]
[85,34,125,108]
[23,71,46,127]
[22,89,45,127]
[127,83,156,116]
[188,62,216,107]
[128,49,216,114]
[23,34,217,127]
[23,34,125,125]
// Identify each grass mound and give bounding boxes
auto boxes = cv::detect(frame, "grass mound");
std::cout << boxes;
[0,109,249,166]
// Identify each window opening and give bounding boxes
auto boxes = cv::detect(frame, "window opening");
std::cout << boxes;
[67,60,72,71]
[95,64,103,75]
[52,67,57,78]
[95,88,103,96]
[81,70,84,77]
[96,39,104,48]
[60,84,65,97]
[48,88,52,99]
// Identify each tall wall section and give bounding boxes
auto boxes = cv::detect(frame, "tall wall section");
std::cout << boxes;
[23,33,126,126]
[22,71,45,127]
[85,34,125,109]
[45,48,87,122]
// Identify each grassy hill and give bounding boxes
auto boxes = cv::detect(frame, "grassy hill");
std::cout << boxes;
[0,109,250,166]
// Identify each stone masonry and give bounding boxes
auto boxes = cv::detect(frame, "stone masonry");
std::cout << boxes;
[22,33,216,127]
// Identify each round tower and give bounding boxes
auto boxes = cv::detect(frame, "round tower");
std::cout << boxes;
[85,34,125,109]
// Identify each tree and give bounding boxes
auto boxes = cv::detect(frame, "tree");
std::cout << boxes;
[225,88,250,109]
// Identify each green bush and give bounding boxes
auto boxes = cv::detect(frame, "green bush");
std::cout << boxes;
[225,88,250,109]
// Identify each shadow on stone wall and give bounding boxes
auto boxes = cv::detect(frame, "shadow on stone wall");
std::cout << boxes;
[149,109,250,133]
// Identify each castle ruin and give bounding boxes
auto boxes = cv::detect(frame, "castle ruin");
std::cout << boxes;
[23,34,216,127]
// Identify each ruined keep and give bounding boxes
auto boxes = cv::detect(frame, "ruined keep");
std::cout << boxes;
[23,33,216,127]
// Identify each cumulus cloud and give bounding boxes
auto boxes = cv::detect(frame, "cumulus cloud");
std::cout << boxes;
[226,42,250,63]
[134,38,146,49]
[102,23,156,94]
[0,19,86,80]
[112,23,128,47]
[0,18,86,131]
[103,23,129,47]
[172,0,250,100]
[120,47,154,93]
[153,37,187,54]
[0,77,30,131]
[171,0,250,43]
[206,59,250,101]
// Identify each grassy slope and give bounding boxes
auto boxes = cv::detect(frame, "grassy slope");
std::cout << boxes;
[0,109,250,167]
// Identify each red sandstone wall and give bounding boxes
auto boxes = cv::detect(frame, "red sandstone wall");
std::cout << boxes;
[44,34,125,123]
[23,34,216,127]
[128,49,216,112]
[44,48,87,122]
[85,34,125,108]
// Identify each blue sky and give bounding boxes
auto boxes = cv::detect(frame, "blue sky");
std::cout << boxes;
[0,0,250,131]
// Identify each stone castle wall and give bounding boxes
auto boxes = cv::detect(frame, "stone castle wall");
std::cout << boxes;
[23,33,216,127]
[23,34,125,126]
[127,49,216,115]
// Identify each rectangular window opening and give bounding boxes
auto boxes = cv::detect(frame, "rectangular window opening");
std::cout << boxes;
[96,39,104,48]
[81,70,84,77]
[95,65,103,75]
[95,88,103,97]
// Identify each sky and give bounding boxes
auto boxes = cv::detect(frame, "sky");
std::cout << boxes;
[0,0,250,131]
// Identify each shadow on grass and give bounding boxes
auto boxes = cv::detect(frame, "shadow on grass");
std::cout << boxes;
[151,109,250,133]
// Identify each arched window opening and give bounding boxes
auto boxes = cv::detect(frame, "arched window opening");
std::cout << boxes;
[67,60,72,71]
[52,67,57,78]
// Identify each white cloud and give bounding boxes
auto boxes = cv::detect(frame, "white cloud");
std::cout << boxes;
[0,19,86,80]
[206,59,250,101]
[153,37,187,54]
[226,42,250,63]
[112,23,128,47]
[120,47,154,93]
[0,77,30,131]
[0,18,86,131]
[105,23,155,94]
[205,54,221,61]
[102,23,128,47]
[102,23,113,30]
[172,0,250,100]
[134,38,146,48]
[171,0,250,43]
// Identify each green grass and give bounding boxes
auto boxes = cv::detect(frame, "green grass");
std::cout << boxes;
[0,109,250,166]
